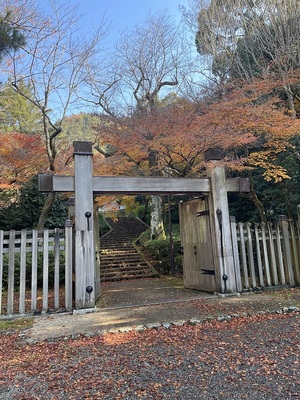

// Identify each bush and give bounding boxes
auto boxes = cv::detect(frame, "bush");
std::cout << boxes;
[137,227,183,275]
[2,251,65,290]
[144,238,170,259]
[99,214,110,236]
[0,175,68,230]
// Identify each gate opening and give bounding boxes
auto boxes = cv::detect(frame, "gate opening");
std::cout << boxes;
[39,141,250,310]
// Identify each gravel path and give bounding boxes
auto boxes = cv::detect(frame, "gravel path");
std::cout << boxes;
[1,282,300,399]
[0,312,299,399]
[24,279,300,343]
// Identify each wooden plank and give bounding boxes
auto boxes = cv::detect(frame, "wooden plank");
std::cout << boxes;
[53,175,74,192]
[94,210,101,300]
[275,223,285,285]
[7,230,15,315]
[297,221,300,273]
[42,229,49,313]
[95,176,243,194]
[0,231,3,314]
[54,228,60,310]
[42,175,249,195]
[254,223,264,287]
[268,223,278,286]
[292,221,300,284]
[246,223,257,288]
[19,230,27,314]
[65,221,73,312]
[261,223,271,286]
[280,218,295,286]
[238,222,249,289]
[74,149,95,309]
[207,165,236,293]
[195,199,217,292]
[31,229,38,312]
[179,199,216,292]
[230,217,242,292]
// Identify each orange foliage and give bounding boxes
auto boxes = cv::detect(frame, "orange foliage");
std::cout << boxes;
[0,132,48,189]
[95,79,300,181]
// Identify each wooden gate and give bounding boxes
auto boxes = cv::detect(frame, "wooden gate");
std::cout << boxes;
[39,143,250,308]
[179,198,216,292]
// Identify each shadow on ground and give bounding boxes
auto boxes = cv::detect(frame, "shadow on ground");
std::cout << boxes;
[97,277,211,308]
[24,277,300,343]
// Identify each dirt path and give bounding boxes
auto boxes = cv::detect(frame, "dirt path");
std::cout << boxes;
[23,278,300,343]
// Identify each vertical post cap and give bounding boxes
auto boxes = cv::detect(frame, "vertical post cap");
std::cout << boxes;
[73,141,93,155]
[204,148,224,161]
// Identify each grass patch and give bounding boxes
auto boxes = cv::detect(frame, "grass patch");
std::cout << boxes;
[161,276,184,287]
[0,318,34,332]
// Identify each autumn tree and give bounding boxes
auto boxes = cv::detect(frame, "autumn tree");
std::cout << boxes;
[192,0,300,112]
[0,80,41,133]
[233,0,300,118]
[210,79,300,221]
[89,11,189,239]
[179,0,300,220]
[95,82,300,222]
[229,135,300,222]
[1,0,109,228]
[0,131,47,193]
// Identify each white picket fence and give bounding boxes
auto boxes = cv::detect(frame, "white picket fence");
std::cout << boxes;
[230,216,300,292]
[0,225,73,316]
[2,216,300,317]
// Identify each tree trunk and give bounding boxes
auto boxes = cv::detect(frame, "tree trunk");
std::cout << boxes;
[141,196,149,222]
[150,195,166,240]
[248,178,267,223]
[36,192,56,229]
[149,149,166,239]
[284,85,297,119]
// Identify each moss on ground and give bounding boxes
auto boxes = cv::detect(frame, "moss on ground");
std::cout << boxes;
[0,318,34,332]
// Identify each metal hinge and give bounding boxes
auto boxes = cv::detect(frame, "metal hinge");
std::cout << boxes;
[196,210,209,217]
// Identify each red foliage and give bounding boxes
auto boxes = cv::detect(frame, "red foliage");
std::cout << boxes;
[95,80,300,180]
[0,132,48,189]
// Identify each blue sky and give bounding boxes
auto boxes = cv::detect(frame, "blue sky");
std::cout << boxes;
[74,0,190,44]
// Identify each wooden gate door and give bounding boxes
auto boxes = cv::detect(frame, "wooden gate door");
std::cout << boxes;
[179,198,216,292]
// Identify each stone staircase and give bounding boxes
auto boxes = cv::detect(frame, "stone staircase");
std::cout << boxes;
[100,217,158,282]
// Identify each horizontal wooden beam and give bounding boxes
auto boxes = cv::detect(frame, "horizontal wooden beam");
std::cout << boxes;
[39,175,249,195]
[39,175,74,192]
[92,176,211,195]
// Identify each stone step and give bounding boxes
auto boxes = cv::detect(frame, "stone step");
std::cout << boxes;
[100,258,150,265]
[100,248,137,254]
[101,273,155,282]
[101,260,150,267]
[101,262,148,269]
[99,216,157,282]
[100,243,138,248]
[101,252,138,257]
[100,254,141,263]
[100,252,147,260]
[102,271,154,279]
[101,265,153,274]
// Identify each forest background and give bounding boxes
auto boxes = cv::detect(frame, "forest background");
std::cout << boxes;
[1,0,300,239]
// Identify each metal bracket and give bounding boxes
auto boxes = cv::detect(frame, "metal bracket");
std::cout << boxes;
[196,210,209,217]
[201,269,215,275]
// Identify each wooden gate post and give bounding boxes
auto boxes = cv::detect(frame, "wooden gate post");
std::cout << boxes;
[205,149,237,294]
[94,207,101,300]
[73,141,95,309]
